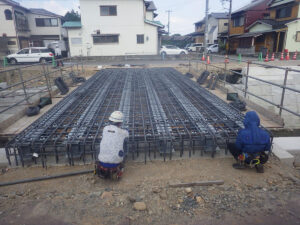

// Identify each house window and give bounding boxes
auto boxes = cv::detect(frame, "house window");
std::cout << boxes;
[263,13,270,19]
[7,41,16,45]
[276,6,292,18]
[71,38,82,45]
[35,18,58,27]
[137,35,144,44]
[100,6,117,16]
[51,18,58,26]
[224,23,228,26]
[233,16,244,27]
[93,35,119,44]
[255,35,265,43]
[296,32,300,42]
[4,9,12,20]
[15,11,29,31]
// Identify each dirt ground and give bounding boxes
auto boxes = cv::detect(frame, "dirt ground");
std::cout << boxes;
[0,156,299,225]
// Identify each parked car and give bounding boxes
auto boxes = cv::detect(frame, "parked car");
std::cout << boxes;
[207,44,219,54]
[7,47,54,64]
[160,45,188,56]
[187,43,203,52]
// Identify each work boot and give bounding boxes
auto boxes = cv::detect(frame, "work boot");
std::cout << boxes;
[255,164,264,173]
[232,163,246,169]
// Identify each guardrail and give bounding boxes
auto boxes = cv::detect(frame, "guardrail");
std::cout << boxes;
[2,53,299,122]
[0,57,84,115]
[188,54,300,119]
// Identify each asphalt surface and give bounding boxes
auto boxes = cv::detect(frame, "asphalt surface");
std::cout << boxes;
[0,54,259,69]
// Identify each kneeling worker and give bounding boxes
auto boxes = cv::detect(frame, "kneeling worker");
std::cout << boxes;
[97,111,129,179]
[228,111,271,173]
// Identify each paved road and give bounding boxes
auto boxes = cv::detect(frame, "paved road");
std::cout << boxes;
[1,54,299,69]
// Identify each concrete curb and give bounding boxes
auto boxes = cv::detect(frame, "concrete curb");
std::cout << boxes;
[272,137,300,167]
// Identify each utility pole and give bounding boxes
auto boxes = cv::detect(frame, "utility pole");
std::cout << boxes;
[204,0,209,57]
[166,10,172,36]
[227,0,232,54]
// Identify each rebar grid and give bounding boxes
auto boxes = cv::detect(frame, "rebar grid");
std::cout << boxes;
[6,68,244,167]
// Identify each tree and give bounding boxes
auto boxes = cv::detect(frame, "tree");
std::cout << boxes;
[64,9,81,21]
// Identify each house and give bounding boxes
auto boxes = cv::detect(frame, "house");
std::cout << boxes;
[0,0,30,53]
[190,12,228,45]
[246,0,300,53]
[0,0,67,54]
[207,13,228,44]
[229,0,270,53]
[190,19,205,44]
[64,0,164,57]
[27,8,67,48]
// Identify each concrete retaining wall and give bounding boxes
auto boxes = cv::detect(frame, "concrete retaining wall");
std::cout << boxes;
[238,66,300,129]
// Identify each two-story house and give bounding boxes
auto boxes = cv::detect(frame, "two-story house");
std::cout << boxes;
[64,0,164,57]
[207,13,228,44]
[246,0,300,53]
[0,0,67,54]
[27,8,67,47]
[229,0,270,53]
[191,12,228,45]
[0,0,30,53]
[191,19,205,44]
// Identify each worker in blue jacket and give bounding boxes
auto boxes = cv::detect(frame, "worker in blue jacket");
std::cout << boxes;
[228,111,271,173]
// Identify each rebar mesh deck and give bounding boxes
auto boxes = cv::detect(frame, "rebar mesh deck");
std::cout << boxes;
[6,68,244,166]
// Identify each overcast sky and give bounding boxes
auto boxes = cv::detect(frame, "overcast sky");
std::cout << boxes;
[15,0,252,35]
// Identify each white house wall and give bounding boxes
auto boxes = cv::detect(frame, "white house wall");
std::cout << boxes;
[68,29,84,56]
[77,0,158,56]
[0,3,19,53]
[207,17,218,44]
[145,11,153,20]
[0,3,16,37]
[286,20,300,51]
[249,23,272,32]
[218,19,228,34]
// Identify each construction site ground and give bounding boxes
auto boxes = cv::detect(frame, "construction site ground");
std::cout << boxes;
[1,58,300,225]
[0,157,300,225]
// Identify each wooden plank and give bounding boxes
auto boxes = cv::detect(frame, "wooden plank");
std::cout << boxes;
[169,180,224,188]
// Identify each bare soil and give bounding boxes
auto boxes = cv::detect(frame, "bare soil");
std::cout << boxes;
[0,156,299,225]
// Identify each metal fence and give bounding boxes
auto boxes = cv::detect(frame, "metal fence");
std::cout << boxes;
[0,58,85,115]
[188,54,300,119]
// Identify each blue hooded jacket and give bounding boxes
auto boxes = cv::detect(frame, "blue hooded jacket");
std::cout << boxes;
[235,111,271,153]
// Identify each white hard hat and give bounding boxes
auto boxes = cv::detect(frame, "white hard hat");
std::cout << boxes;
[109,111,124,123]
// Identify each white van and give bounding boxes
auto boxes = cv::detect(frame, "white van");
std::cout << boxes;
[6,47,54,64]
[187,43,203,52]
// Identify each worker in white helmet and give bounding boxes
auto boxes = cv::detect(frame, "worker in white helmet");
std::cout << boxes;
[96,111,129,179]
